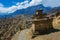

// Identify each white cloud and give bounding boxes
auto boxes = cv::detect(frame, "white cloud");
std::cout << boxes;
[29,0,42,6]
[0,1,29,13]
[0,0,42,14]
[0,0,60,14]
[0,7,8,13]
[42,0,60,7]
[0,6,17,13]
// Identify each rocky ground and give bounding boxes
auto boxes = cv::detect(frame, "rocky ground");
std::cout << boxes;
[0,14,60,40]
[0,15,32,40]
[11,28,60,40]
[33,30,60,40]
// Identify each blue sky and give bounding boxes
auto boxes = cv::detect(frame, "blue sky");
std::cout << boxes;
[0,0,25,7]
[0,0,31,7]
[0,0,60,14]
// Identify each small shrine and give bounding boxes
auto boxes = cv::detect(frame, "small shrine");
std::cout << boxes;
[32,9,53,33]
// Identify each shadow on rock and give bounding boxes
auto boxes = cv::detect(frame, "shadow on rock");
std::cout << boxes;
[32,28,60,38]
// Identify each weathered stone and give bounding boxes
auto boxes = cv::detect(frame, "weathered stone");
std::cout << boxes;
[32,9,53,34]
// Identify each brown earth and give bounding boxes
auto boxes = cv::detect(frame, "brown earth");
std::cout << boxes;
[11,28,60,40]
[11,15,60,40]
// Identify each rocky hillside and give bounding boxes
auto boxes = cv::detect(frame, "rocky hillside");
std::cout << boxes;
[0,14,32,40]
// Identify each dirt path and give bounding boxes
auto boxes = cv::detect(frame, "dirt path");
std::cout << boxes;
[11,28,60,40]
[11,29,32,40]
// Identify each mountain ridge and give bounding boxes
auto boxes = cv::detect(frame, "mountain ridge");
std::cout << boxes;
[0,4,60,18]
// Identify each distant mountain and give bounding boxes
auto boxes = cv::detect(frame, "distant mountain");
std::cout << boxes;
[0,4,51,18]
[46,7,60,15]
[0,4,60,18]
[12,4,51,15]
